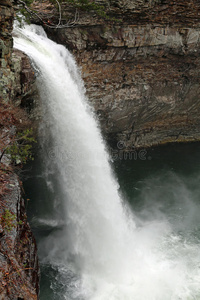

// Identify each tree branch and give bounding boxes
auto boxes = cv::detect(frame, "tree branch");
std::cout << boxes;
[16,0,79,29]
[55,0,62,28]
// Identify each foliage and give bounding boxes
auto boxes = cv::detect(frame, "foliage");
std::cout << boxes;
[4,129,37,165]
[0,102,35,167]
[1,209,16,232]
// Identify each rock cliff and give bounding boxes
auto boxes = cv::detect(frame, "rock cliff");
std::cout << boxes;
[35,0,200,149]
[0,1,39,298]
[0,174,39,299]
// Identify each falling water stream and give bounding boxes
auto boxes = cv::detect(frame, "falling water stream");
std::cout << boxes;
[13,24,200,300]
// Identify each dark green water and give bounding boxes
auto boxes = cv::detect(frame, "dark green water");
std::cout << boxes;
[24,142,200,299]
[114,143,200,241]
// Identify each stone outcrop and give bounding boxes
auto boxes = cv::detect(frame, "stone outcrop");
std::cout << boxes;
[12,49,39,119]
[37,0,200,148]
[0,0,38,108]
[0,0,16,103]
[0,1,39,298]
[0,174,39,299]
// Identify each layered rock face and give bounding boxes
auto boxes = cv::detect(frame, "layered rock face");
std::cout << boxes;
[0,1,39,298]
[43,0,200,148]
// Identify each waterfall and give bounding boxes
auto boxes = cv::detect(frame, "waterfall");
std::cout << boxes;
[13,24,200,300]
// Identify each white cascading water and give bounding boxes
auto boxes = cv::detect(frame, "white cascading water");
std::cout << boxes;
[13,24,200,300]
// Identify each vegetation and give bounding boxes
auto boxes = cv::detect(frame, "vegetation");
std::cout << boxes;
[0,128,36,165]
[4,129,36,165]
[15,0,35,24]
[1,209,16,233]
[15,0,117,28]
[50,0,109,19]
[0,101,37,167]
[24,0,34,5]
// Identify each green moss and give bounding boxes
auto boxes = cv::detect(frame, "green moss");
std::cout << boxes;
[1,209,16,232]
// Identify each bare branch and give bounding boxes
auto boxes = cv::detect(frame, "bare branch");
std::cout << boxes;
[16,0,79,29]
[54,0,62,28]
[17,0,47,26]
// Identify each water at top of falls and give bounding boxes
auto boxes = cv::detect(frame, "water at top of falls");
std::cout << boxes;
[13,23,200,300]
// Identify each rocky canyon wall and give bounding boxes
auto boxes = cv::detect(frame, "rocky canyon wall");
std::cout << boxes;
[0,1,39,298]
[38,0,200,149]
